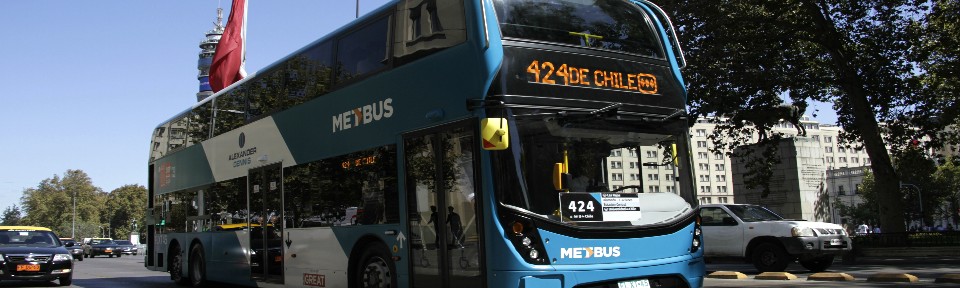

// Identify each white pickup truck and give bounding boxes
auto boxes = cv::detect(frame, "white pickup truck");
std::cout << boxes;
[700,204,851,272]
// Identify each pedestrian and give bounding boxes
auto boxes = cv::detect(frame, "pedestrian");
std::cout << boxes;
[447,206,464,247]
[426,206,440,248]
[872,225,881,234]
[856,223,870,235]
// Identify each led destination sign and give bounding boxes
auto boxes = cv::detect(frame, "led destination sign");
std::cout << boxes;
[526,60,658,95]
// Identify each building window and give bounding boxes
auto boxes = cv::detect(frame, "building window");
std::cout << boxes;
[827,157,834,163]
[715,164,725,171]
[852,157,859,163]
[718,197,728,203]
[839,147,846,153]
[812,135,820,141]
[698,152,708,159]
[696,129,707,137]
[838,185,845,195]
[629,150,636,157]
[648,174,659,181]
[716,175,726,182]
[697,141,707,148]
[699,175,709,182]
[699,163,709,170]
[714,153,724,160]
[825,147,833,153]
[699,197,712,204]
[648,185,660,193]
[825,136,833,143]
[611,161,622,169]
[717,186,728,193]
[839,157,847,163]
[646,151,656,158]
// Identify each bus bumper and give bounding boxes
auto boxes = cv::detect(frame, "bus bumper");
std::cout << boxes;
[490,255,704,288]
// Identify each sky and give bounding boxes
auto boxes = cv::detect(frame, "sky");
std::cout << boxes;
[0,0,392,205]
[0,1,839,207]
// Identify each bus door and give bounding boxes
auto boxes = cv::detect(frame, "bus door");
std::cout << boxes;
[248,163,284,283]
[403,123,484,288]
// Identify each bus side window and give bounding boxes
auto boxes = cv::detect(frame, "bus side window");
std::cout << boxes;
[393,0,466,62]
[336,16,390,83]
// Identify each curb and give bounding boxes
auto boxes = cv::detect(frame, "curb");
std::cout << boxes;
[808,272,855,281]
[755,272,797,280]
[867,273,919,283]
[705,271,748,279]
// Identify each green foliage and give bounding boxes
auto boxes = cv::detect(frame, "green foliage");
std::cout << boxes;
[660,0,960,232]
[17,169,146,240]
[2,205,21,225]
[835,170,880,226]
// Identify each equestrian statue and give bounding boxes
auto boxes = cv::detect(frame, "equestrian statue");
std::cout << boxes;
[730,101,807,142]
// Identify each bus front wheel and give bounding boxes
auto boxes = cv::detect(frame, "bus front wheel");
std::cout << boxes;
[355,243,396,288]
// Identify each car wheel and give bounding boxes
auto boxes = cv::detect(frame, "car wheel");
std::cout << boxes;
[77,255,84,261]
[800,255,835,272]
[354,243,396,288]
[189,245,207,287]
[118,253,122,258]
[170,244,190,286]
[59,275,73,286]
[109,254,114,258]
[751,242,790,272]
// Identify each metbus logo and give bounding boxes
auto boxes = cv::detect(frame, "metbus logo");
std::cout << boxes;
[332,98,394,133]
[560,246,621,259]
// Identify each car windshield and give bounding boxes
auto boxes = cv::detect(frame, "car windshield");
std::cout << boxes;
[0,231,59,247]
[91,239,115,245]
[726,205,783,222]
[491,108,696,228]
[115,240,132,245]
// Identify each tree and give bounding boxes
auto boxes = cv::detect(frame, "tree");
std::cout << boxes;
[20,170,106,238]
[103,185,147,239]
[931,156,960,227]
[662,0,953,232]
[2,205,22,225]
[836,171,880,228]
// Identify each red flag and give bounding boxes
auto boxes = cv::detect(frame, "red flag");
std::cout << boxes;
[210,0,248,92]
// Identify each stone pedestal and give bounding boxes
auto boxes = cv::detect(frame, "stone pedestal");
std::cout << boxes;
[732,137,828,221]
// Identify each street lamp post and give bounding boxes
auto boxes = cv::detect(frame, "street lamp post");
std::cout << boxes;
[98,226,104,238]
[901,183,923,229]
[72,189,76,239]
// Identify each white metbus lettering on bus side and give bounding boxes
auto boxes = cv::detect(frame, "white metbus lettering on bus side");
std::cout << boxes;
[559,246,621,259]
[332,98,394,133]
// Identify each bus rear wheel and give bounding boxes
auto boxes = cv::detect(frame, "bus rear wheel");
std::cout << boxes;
[355,243,396,288]
[189,245,207,287]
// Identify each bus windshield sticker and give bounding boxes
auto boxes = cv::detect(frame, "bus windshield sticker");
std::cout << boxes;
[559,193,642,222]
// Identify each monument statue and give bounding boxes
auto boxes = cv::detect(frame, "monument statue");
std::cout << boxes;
[731,101,807,141]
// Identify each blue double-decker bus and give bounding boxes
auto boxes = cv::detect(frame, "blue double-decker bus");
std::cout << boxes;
[146,0,703,287]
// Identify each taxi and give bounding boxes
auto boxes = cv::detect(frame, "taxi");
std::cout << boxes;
[0,226,73,286]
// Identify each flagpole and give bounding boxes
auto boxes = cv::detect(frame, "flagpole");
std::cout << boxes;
[356,0,359,18]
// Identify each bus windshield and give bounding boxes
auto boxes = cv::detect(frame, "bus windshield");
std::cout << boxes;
[492,109,695,228]
[492,0,664,58]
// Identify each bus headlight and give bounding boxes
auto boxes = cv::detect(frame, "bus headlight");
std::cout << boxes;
[691,214,703,253]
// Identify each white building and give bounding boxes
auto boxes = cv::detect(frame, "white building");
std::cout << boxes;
[605,115,873,208]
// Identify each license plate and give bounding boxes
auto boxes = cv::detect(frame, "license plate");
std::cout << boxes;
[17,264,40,272]
[830,239,843,246]
[617,279,651,288]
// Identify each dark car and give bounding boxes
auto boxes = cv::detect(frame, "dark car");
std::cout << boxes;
[114,240,138,255]
[58,238,83,262]
[0,226,74,286]
[82,238,122,258]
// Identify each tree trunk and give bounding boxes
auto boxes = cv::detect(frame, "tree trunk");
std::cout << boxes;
[802,0,905,232]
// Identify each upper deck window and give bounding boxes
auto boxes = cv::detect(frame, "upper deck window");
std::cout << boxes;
[493,0,664,58]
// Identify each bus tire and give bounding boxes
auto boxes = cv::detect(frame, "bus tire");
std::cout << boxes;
[355,243,396,288]
[189,244,207,287]
[170,244,190,286]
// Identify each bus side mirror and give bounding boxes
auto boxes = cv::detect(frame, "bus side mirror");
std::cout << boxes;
[480,118,509,150]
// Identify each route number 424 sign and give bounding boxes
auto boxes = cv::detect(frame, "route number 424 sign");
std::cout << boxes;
[559,192,643,222]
